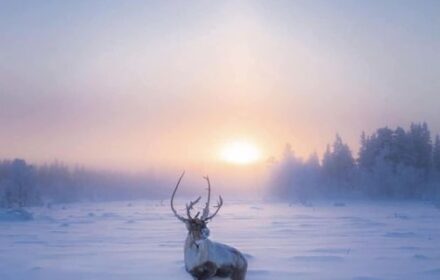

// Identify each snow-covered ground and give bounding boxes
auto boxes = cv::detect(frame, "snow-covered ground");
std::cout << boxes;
[1,200,440,280]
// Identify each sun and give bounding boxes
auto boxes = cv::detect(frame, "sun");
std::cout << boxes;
[219,140,262,165]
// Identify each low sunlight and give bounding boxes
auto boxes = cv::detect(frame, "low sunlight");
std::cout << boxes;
[219,140,262,165]
[1,1,439,279]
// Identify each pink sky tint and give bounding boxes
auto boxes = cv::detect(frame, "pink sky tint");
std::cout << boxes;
[0,1,439,171]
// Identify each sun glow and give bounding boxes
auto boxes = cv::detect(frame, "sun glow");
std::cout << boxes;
[219,140,262,165]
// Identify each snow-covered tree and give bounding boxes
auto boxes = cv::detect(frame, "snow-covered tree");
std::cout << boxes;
[407,122,432,171]
[271,122,440,200]
[269,145,322,202]
[433,135,440,172]
[322,134,355,193]
[0,159,39,208]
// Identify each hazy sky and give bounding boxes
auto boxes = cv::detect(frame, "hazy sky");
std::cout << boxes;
[1,0,439,171]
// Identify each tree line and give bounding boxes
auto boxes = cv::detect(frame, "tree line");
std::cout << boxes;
[0,160,165,208]
[271,122,440,201]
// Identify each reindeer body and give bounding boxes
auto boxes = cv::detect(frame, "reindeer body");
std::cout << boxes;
[170,172,247,280]
[185,236,247,280]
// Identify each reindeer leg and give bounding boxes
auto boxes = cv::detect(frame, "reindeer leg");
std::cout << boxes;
[231,268,246,280]
[189,261,217,280]
[231,260,247,280]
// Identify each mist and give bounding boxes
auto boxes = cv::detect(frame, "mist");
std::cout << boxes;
[1,0,440,170]
[1,2,440,279]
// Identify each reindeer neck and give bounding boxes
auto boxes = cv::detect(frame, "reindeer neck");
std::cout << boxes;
[185,233,208,250]
[185,233,192,243]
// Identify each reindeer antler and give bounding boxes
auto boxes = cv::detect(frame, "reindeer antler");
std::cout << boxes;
[201,176,211,220]
[170,171,188,222]
[171,172,223,223]
[186,196,201,219]
[203,195,223,222]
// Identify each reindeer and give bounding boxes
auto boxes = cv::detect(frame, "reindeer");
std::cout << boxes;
[170,172,248,280]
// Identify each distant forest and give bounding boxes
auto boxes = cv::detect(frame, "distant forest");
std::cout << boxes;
[2,122,440,208]
[270,122,440,202]
[0,160,166,208]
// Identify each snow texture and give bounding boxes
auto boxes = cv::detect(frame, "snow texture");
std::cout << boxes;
[0,200,439,280]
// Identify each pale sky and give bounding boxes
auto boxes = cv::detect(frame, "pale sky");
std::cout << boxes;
[1,0,439,171]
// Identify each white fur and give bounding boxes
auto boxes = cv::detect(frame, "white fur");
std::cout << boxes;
[184,235,246,273]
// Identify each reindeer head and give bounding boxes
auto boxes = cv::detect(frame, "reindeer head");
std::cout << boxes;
[170,172,223,241]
